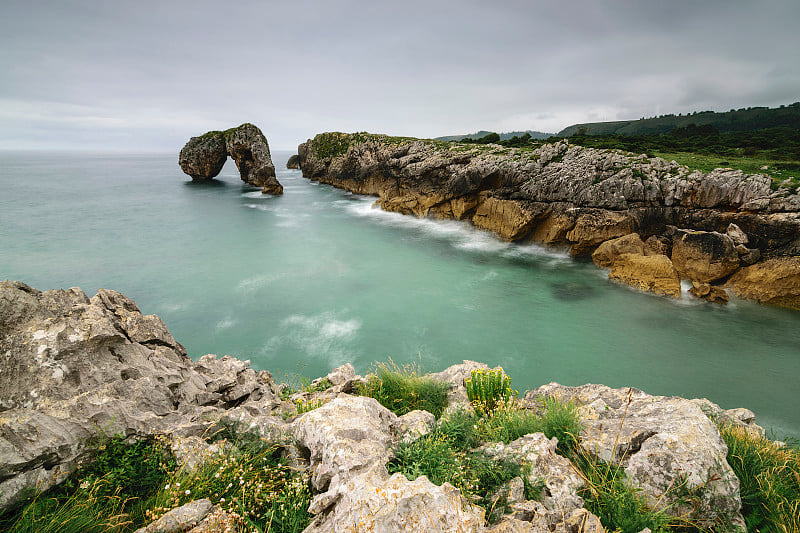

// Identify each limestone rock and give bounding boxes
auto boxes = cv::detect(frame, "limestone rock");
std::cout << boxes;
[565,210,637,256]
[670,229,740,282]
[286,154,300,169]
[395,409,436,443]
[134,498,212,533]
[591,233,647,268]
[688,281,729,304]
[481,433,584,515]
[690,398,764,437]
[291,394,397,491]
[735,244,761,267]
[471,196,544,241]
[179,123,282,194]
[726,257,800,310]
[430,360,491,408]
[726,223,749,246]
[608,253,682,298]
[0,281,279,508]
[525,383,745,528]
[305,465,485,532]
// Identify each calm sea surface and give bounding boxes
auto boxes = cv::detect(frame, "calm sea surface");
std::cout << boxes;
[1,151,799,438]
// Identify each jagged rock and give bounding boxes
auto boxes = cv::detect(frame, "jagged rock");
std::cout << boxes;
[608,253,682,298]
[481,433,584,515]
[670,228,740,282]
[134,498,212,533]
[726,257,800,310]
[688,281,729,304]
[295,133,799,305]
[726,223,749,246]
[179,123,283,194]
[690,398,765,437]
[395,409,436,443]
[0,281,279,509]
[524,383,745,529]
[305,465,486,532]
[492,507,605,532]
[291,394,397,492]
[286,154,300,169]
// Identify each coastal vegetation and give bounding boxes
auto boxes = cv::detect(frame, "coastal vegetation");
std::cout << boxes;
[1,361,799,532]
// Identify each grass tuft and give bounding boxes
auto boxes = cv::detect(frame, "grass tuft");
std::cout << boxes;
[357,359,449,418]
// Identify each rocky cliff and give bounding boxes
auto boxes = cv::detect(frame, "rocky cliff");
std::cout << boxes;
[295,133,800,309]
[1,282,772,531]
[179,123,283,194]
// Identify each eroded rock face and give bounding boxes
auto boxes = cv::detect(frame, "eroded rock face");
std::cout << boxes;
[524,383,745,529]
[726,257,800,310]
[0,281,282,508]
[608,253,682,298]
[689,281,730,304]
[295,132,800,308]
[670,229,740,282]
[179,123,282,194]
[286,154,300,169]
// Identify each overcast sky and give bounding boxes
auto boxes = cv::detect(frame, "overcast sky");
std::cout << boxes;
[1,0,798,151]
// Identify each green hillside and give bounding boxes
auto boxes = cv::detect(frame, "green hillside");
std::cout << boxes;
[558,102,800,136]
[436,130,552,142]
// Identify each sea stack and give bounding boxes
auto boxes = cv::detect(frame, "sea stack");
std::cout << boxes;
[179,123,283,195]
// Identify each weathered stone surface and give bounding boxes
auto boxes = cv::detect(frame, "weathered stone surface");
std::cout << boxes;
[726,257,800,310]
[295,133,800,306]
[0,281,281,508]
[430,360,491,408]
[291,394,397,491]
[286,153,300,169]
[608,253,682,297]
[471,196,544,240]
[591,233,647,268]
[524,383,745,528]
[305,465,485,532]
[670,229,740,282]
[688,281,729,304]
[395,409,436,443]
[179,123,282,194]
[134,498,212,533]
[481,433,584,514]
[690,398,765,437]
[726,223,749,246]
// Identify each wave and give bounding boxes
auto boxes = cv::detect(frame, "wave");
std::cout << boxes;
[259,311,362,366]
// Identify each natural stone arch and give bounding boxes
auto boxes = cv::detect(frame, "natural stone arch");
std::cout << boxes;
[179,123,283,194]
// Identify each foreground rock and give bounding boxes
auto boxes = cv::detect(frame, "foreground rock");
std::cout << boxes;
[0,280,282,508]
[179,123,283,194]
[525,383,746,529]
[295,133,800,310]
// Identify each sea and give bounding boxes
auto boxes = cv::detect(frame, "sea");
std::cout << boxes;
[1,150,799,439]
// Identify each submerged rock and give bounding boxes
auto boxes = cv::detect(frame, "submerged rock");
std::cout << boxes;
[179,123,283,194]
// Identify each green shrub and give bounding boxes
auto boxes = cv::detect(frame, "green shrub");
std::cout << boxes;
[357,360,449,418]
[720,425,800,532]
[465,369,513,416]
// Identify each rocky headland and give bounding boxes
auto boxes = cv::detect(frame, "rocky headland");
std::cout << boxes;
[0,281,780,531]
[293,133,800,309]
[179,123,283,194]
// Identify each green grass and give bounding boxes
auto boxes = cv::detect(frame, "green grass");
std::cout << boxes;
[652,151,800,192]
[719,425,800,532]
[356,359,449,418]
[1,427,312,533]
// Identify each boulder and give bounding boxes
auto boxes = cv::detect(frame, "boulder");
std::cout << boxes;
[608,253,682,298]
[688,281,729,304]
[429,360,492,408]
[134,499,212,533]
[0,281,281,509]
[291,394,397,491]
[179,123,283,194]
[471,196,544,241]
[726,257,800,310]
[524,384,745,529]
[304,465,485,532]
[670,229,740,282]
[591,233,647,268]
[565,210,637,256]
[726,223,749,246]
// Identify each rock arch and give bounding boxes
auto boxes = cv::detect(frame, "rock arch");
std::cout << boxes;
[179,123,283,194]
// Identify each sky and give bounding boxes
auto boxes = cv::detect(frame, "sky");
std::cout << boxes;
[1,0,799,151]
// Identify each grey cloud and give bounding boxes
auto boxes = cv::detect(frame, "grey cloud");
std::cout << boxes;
[1,0,798,150]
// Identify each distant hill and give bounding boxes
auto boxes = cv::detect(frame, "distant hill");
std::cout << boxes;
[436,130,553,142]
[558,103,800,137]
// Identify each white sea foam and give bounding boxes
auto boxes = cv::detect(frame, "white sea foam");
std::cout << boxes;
[216,319,234,330]
[237,273,287,292]
[260,312,362,365]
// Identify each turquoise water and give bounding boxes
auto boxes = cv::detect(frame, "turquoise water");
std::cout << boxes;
[1,151,799,438]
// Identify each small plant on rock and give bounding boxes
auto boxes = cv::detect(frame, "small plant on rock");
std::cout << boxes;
[465,368,513,416]
[357,359,449,418]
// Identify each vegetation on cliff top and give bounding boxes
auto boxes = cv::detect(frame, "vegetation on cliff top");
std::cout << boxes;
[3,362,799,532]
